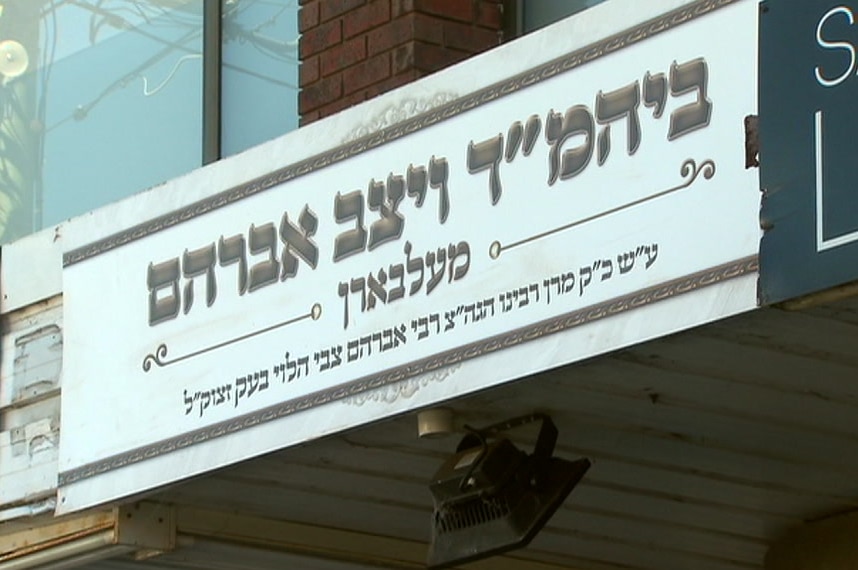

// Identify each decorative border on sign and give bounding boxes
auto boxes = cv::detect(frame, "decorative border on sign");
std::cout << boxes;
[492,158,716,258]
[141,304,322,372]
[62,0,740,268]
[57,255,758,486]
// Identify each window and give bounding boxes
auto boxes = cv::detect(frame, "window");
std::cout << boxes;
[221,1,299,158]
[512,0,608,34]
[0,0,298,245]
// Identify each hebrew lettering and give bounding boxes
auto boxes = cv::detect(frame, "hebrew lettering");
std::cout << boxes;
[333,190,367,261]
[218,234,248,295]
[639,244,659,268]
[617,251,636,274]
[405,241,424,295]
[366,269,388,309]
[447,241,470,282]
[468,134,504,204]
[579,265,593,295]
[546,105,595,185]
[367,175,405,250]
[280,205,319,280]
[406,164,428,207]
[388,263,405,302]
[595,81,641,165]
[504,115,542,162]
[668,58,712,140]
[338,281,350,329]
[183,389,196,415]
[428,156,450,223]
[425,247,447,294]
[643,71,667,118]
[182,244,217,314]
[600,259,613,281]
[248,223,280,292]
[148,258,180,326]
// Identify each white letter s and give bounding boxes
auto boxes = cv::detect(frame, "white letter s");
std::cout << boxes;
[815,6,856,87]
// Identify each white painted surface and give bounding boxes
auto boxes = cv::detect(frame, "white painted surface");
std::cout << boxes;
[57,0,760,513]
[0,298,63,509]
[0,227,64,314]
[58,271,758,514]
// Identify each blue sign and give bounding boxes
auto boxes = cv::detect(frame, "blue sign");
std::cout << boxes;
[759,0,858,304]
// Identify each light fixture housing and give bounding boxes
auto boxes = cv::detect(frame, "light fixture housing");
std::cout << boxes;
[427,413,590,569]
[0,40,28,79]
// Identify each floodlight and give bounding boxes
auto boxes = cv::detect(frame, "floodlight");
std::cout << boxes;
[427,413,590,568]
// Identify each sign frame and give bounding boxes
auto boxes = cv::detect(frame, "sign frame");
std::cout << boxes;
[56,0,759,513]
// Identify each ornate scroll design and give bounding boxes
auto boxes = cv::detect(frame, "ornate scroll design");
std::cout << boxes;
[142,304,322,372]
[490,158,716,259]
[343,363,463,405]
[343,93,459,142]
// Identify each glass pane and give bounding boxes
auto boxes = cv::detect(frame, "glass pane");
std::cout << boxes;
[221,0,299,157]
[523,0,607,33]
[0,1,203,244]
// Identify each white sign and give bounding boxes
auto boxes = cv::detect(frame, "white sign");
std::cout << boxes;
[59,0,758,491]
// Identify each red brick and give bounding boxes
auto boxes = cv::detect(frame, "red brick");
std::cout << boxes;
[299,0,503,125]
[300,19,342,58]
[415,0,474,23]
[344,0,392,38]
[476,1,503,30]
[300,109,320,126]
[367,15,412,55]
[366,68,423,99]
[316,90,369,119]
[413,41,469,73]
[391,0,415,18]
[321,36,367,76]
[300,74,343,113]
[443,21,499,53]
[366,12,443,54]
[342,53,391,94]
[300,54,320,86]
[299,1,319,32]
[414,12,444,44]
[391,42,414,74]
[320,0,366,22]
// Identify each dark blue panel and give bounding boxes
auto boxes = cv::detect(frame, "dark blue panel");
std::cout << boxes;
[759,0,858,304]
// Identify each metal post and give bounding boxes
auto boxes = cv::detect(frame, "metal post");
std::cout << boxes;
[202,1,222,165]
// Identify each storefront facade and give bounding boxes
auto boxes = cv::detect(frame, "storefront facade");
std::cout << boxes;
[3,1,858,569]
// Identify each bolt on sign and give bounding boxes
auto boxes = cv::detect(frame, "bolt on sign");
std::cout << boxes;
[760,0,858,304]
[58,0,760,513]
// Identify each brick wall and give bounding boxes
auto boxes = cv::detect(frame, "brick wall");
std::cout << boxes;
[299,0,504,125]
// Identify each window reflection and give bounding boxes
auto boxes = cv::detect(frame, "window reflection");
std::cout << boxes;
[0,0,303,246]
[0,0,204,243]
[222,0,299,157]
[523,0,607,33]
